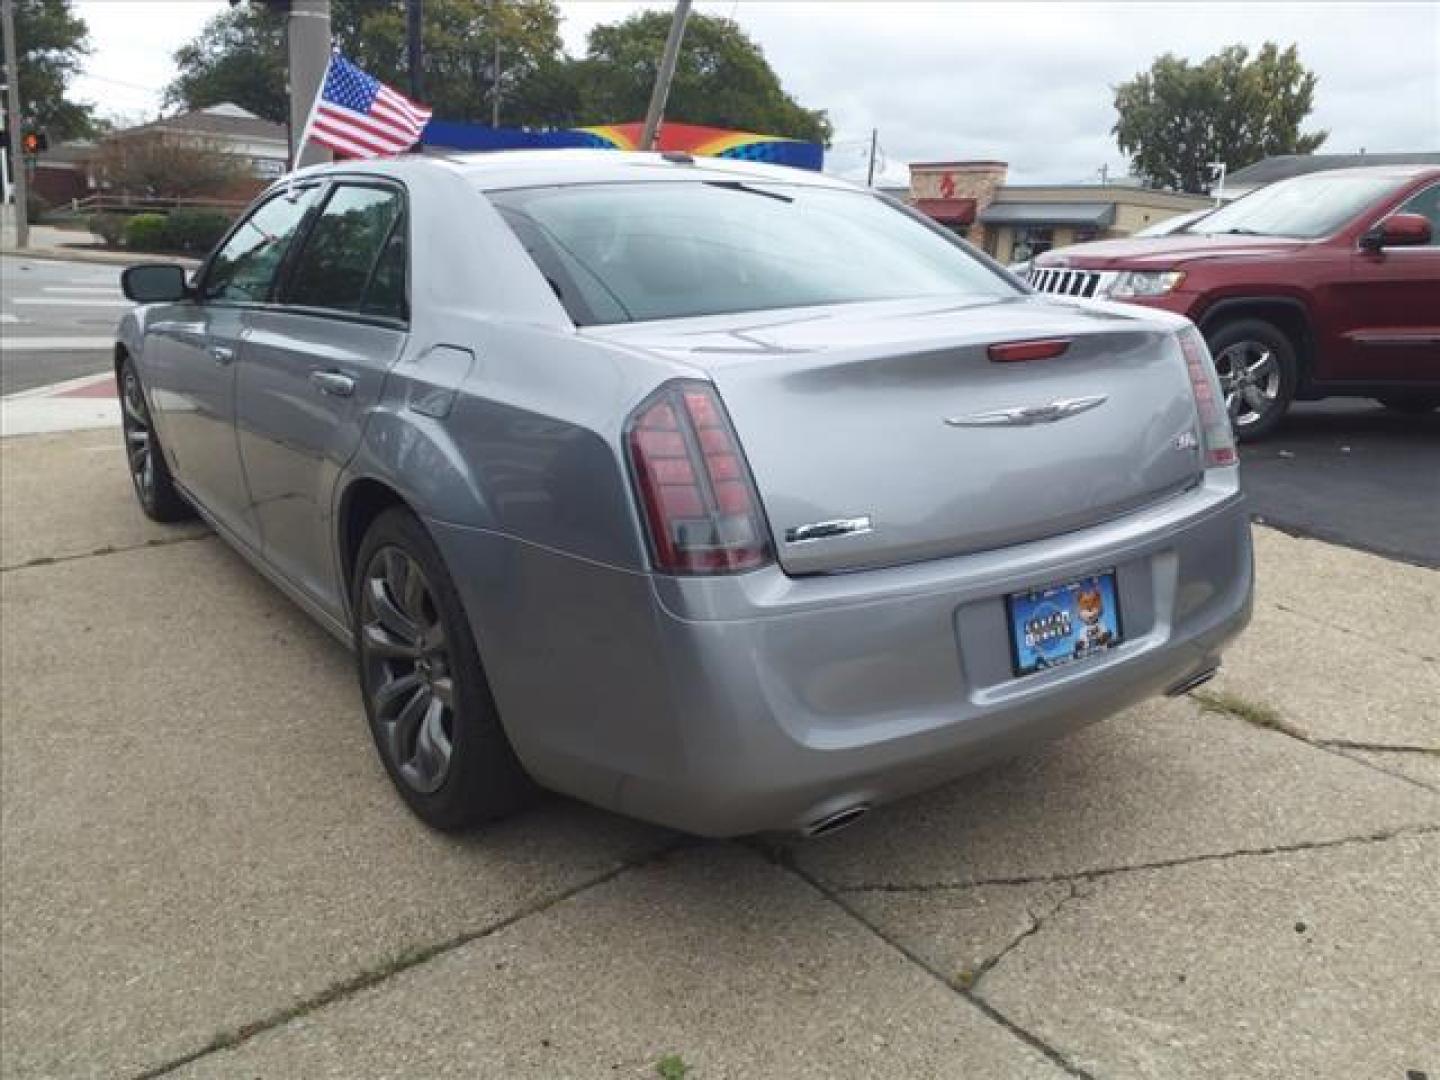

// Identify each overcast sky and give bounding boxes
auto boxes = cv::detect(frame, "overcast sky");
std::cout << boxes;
[72,1,1439,185]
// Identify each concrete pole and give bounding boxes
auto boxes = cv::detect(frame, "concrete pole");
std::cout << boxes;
[289,0,332,168]
[639,0,691,151]
[406,0,423,101]
[866,127,878,187]
[490,0,501,128]
[2,0,30,247]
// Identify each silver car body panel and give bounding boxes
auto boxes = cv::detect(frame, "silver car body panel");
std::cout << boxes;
[118,151,1253,836]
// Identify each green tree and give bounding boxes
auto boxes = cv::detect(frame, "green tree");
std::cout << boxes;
[165,3,289,123]
[574,11,830,143]
[1113,43,1327,193]
[165,0,567,128]
[0,0,93,141]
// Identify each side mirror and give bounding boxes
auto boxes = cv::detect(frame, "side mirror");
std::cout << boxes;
[121,264,191,303]
[1360,212,1432,252]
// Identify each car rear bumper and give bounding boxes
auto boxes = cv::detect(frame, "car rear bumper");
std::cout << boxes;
[431,470,1253,837]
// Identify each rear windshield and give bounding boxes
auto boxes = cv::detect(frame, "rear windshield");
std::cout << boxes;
[489,180,1016,326]
[1190,171,1406,240]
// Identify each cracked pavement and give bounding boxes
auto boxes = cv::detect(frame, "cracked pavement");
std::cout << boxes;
[2,428,1437,1079]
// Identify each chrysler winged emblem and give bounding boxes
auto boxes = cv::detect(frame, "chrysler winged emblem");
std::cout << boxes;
[944,394,1108,428]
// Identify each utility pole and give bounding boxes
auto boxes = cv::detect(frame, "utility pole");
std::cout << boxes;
[2,0,30,248]
[640,0,691,151]
[406,0,423,101]
[866,127,878,187]
[490,0,501,127]
[288,0,332,169]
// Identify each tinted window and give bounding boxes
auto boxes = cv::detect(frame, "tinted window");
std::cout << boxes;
[1396,183,1440,246]
[490,181,1014,326]
[284,185,405,315]
[204,186,320,302]
[1192,172,1407,240]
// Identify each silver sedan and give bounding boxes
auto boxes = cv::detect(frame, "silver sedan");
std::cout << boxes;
[116,151,1252,838]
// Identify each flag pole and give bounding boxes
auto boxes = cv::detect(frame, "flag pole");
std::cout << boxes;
[292,50,335,171]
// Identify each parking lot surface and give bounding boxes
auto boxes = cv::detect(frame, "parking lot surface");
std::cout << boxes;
[2,426,1436,1079]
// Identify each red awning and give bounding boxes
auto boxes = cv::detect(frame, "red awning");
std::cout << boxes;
[914,197,977,226]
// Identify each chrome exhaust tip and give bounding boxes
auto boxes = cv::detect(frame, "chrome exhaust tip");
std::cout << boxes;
[800,804,870,839]
[1167,665,1220,697]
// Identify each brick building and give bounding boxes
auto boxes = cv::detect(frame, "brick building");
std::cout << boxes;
[908,160,1211,264]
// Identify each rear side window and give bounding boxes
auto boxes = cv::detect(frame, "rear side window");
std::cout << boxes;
[283,184,406,318]
[489,181,1015,326]
[203,185,320,302]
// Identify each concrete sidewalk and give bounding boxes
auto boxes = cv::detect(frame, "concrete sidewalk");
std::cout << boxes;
[1,428,1436,1079]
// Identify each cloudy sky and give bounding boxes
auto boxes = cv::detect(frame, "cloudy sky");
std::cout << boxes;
[72,0,1439,185]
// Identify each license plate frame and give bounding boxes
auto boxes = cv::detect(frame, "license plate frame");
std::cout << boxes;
[1006,569,1123,678]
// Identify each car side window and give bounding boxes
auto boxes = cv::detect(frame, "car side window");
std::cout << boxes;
[203,186,320,302]
[282,184,406,318]
[1396,183,1440,246]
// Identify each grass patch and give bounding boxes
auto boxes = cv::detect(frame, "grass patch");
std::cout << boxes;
[656,1053,691,1079]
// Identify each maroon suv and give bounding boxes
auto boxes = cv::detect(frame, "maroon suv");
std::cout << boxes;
[1030,166,1439,438]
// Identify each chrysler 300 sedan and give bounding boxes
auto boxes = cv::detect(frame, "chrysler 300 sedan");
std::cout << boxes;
[116,151,1253,838]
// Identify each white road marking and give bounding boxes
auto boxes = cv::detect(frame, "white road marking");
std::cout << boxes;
[44,286,123,295]
[11,297,133,308]
[0,313,18,323]
[0,336,115,351]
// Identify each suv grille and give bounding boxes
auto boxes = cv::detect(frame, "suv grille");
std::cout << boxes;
[1028,268,1111,298]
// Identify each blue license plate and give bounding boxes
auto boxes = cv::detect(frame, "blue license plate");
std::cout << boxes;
[1007,570,1123,677]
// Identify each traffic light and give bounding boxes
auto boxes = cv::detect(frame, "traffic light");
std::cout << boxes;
[21,130,47,155]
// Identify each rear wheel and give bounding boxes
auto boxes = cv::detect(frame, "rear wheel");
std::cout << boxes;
[119,359,193,522]
[352,507,535,830]
[1376,394,1440,415]
[1205,318,1298,442]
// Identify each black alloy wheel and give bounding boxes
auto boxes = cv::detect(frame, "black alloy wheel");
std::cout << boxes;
[119,360,192,522]
[352,508,534,830]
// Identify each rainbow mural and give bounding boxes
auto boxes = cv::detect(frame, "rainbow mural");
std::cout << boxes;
[420,119,823,171]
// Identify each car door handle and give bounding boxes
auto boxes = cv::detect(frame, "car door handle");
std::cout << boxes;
[208,344,236,365]
[310,370,356,398]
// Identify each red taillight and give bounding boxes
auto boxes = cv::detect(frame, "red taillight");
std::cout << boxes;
[626,381,771,574]
[988,338,1071,363]
[1178,327,1239,468]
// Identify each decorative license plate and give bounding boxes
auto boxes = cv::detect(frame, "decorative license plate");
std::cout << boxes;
[1007,570,1122,677]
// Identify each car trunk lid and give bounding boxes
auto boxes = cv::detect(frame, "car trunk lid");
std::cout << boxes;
[591,296,1204,574]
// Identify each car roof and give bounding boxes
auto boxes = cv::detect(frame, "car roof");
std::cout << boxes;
[290,149,859,193]
[1281,163,1440,182]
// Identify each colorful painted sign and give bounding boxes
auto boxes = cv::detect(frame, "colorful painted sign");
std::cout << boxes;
[420,119,823,171]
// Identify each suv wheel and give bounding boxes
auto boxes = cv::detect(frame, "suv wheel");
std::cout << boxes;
[119,359,194,523]
[1206,318,1298,442]
[352,507,535,830]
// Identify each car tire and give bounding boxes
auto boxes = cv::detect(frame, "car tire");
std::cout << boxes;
[119,358,194,523]
[1376,394,1440,415]
[352,506,536,831]
[1205,318,1298,442]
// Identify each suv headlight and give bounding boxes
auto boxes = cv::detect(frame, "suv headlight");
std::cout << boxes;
[1108,270,1185,298]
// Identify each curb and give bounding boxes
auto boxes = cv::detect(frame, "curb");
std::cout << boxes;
[1,246,201,268]
[1,372,118,437]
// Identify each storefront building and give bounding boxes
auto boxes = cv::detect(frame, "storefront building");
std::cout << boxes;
[908,161,1211,263]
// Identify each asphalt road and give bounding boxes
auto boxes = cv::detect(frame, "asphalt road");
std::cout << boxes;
[1242,400,1440,568]
[2,253,1435,565]
[0,256,130,394]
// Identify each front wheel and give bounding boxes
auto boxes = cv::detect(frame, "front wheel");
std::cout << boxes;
[352,507,535,831]
[119,359,193,522]
[1205,319,1298,442]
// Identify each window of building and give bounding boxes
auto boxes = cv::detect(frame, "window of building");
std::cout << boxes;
[1010,226,1054,263]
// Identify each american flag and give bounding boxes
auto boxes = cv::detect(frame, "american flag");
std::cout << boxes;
[307,53,433,159]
